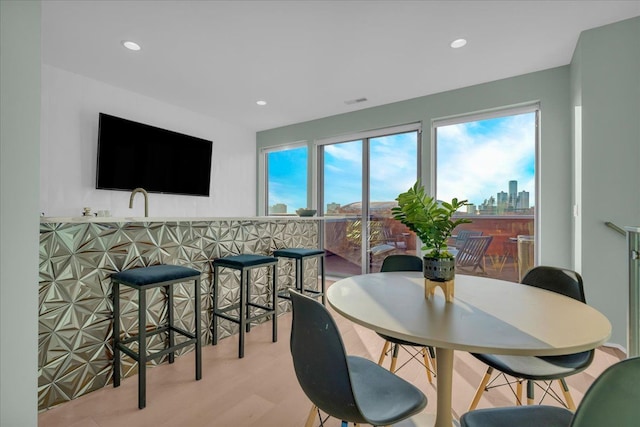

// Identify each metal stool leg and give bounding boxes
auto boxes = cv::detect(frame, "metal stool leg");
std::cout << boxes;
[113,282,121,388]
[195,277,202,380]
[212,265,219,346]
[272,264,278,343]
[239,269,247,358]
[297,258,304,294]
[167,284,175,364]
[138,287,147,409]
[245,268,251,334]
[319,254,326,305]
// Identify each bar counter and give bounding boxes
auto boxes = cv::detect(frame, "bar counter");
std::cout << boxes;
[38,216,322,410]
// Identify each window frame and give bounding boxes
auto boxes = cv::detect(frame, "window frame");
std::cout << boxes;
[432,103,540,270]
[259,141,309,216]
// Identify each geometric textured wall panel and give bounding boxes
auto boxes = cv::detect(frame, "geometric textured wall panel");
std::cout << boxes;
[38,218,320,410]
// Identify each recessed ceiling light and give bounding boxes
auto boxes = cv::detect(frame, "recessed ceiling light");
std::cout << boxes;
[122,40,141,51]
[256,100,267,106]
[450,38,467,49]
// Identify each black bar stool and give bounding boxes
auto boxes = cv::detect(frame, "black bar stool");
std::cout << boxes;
[111,264,202,409]
[273,248,325,305]
[211,254,278,358]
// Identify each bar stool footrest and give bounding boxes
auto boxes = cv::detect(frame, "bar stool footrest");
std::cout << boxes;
[214,304,276,324]
[278,289,324,300]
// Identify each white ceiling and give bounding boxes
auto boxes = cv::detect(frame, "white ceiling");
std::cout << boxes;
[41,1,640,132]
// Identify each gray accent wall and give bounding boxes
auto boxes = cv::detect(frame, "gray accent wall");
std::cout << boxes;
[0,1,41,426]
[257,67,573,273]
[571,16,640,348]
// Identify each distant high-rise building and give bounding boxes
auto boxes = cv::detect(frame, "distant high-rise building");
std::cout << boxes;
[270,203,287,214]
[466,203,477,215]
[496,191,508,214]
[509,180,518,209]
[478,196,497,214]
[517,191,530,210]
[497,191,508,206]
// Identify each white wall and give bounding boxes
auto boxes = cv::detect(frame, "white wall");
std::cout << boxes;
[1,1,40,426]
[41,65,257,218]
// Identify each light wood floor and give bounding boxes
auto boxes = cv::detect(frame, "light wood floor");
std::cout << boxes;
[39,288,624,427]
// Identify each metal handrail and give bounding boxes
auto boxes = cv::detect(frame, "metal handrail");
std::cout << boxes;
[605,221,626,236]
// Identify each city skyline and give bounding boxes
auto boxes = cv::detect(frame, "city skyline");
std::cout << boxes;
[272,178,533,215]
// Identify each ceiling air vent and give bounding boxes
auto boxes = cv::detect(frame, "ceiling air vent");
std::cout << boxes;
[344,97,368,105]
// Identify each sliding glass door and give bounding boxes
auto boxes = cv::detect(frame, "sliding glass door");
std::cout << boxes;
[320,128,419,277]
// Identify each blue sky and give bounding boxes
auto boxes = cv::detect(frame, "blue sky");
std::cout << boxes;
[436,112,536,206]
[324,132,418,206]
[268,112,535,212]
[267,146,308,211]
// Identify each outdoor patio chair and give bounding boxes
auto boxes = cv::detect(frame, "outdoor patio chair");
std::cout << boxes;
[451,230,483,249]
[456,235,493,274]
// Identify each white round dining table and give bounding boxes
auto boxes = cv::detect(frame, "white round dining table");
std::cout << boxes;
[327,271,611,427]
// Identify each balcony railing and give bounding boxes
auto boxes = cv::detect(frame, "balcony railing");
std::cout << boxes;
[324,214,534,282]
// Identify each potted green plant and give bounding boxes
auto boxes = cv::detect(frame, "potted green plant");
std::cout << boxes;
[392,181,471,281]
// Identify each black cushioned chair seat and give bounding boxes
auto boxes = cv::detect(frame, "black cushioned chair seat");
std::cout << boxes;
[471,351,592,380]
[213,254,277,269]
[111,264,200,287]
[347,355,427,425]
[273,248,325,258]
[461,406,573,427]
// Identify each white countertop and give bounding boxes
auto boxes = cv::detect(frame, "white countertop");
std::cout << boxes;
[41,216,325,223]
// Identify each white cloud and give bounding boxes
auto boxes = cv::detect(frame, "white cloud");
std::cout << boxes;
[324,141,362,163]
[436,114,536,205]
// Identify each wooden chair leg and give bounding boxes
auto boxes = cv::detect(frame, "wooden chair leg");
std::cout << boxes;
[421,347,433,383]
[516,379,524,405]
[559,378,577,411]
[378,341,391,365]
[305,404,318,427]
[469,367,494,410]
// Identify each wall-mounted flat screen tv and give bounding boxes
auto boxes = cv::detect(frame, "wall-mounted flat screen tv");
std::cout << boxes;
[96,113,213,197]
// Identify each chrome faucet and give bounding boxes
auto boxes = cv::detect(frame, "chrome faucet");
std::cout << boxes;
[129,187,149,217]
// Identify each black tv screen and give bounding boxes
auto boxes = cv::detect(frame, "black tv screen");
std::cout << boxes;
[96,113,213,197]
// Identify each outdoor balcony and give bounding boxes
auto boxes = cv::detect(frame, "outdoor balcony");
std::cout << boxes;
[324,214,535,282]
